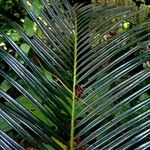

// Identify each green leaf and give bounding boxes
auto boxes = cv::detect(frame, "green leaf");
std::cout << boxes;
[23,17,34,37]
[0,0,4,4]
[10,32,20,41]
[31,0,42,17]
[0,79,12,92]
[16,95,54,127]
[0,72,17,92]
[0,36,4,43]
[1,24,12,32]
[44,144,56,150]
[122,21,130,29]
[44,69,53,82]
[20,43,30,55]
[139,93,149,101]
[0,119,12,132]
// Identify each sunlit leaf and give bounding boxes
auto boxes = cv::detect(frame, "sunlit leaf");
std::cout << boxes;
[23,17,34,37]
[20,43,30,55]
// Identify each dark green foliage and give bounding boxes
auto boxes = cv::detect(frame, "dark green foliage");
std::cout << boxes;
[0,0,150,149]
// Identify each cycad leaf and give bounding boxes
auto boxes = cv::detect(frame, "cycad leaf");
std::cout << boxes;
[0,0,150,149]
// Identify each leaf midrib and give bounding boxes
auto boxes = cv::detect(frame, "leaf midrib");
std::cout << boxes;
[70,14,78,150]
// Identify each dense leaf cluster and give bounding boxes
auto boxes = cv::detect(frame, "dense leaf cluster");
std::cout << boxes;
[0,0,150,150]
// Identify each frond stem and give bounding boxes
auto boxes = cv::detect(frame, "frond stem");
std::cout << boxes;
[70,14,78,150]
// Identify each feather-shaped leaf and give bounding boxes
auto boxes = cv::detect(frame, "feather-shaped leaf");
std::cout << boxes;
[0,0,150,149]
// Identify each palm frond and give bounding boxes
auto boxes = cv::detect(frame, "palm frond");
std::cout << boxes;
[0,0,150,149]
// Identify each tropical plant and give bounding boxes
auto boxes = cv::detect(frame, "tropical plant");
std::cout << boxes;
[0,0,150,149]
